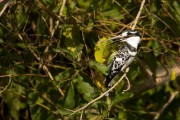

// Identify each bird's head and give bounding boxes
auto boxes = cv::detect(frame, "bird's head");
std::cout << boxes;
[121,30,141,38]
[110,30,142,49]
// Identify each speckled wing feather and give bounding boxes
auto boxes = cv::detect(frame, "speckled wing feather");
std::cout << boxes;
[104,45,130,87]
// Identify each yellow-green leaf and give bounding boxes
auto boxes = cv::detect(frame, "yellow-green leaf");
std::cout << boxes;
[94,37,109,63]
[171,70,176,80]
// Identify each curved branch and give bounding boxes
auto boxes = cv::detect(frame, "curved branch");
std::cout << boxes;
[131,65,180,95]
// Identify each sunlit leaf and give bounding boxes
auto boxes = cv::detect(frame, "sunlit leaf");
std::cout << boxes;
[94,37,109,63]
[77,0,91,8]
[118,110,127,120]
[173,1,180,22]
[171,70,176,81]
[35,97,44,104]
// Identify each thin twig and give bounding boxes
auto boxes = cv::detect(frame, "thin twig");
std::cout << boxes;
[0,75,12,94]
[51,0,66,36]
[82,32,95,80]
[131,0,146,30]
[0,0,13,17]
[36,103,60,115]
[59,0,66,16]
[144,7,174,32]
[0,74,46,78]
[44,0,67,67]
[27,45,65,97]
[80,110,84,120]
[122,75,131,94]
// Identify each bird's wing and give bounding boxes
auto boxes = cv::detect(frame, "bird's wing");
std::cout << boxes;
[104,46,130,87]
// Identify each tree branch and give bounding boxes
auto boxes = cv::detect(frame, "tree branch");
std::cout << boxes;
[27,45,65,97]
[131,65,180,95]
[50,0,66,37]
[0,0,13,17]
[131,0,146,30]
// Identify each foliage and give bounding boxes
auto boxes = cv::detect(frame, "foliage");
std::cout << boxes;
[0,0,180,120]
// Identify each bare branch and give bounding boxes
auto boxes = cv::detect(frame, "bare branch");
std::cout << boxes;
[122,75,131,94]
[131,0,146,30]
[51,0,66,37]
[131,65,180,95]
[0,75,12,94]
[0,0,13,17]
[27,45,65,97]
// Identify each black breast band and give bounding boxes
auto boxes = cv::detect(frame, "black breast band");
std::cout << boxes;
[126,43,136,52]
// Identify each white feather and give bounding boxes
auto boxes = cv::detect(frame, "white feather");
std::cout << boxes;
[125,36,141,49]
[115,57,122,62]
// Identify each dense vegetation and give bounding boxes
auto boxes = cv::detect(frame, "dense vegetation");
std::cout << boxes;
[0,0,180,119]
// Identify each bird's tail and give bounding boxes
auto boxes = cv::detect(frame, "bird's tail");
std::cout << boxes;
[104,71,118,88]
[104,76,112,88]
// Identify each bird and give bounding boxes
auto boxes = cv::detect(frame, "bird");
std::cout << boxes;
[104,30,142,88]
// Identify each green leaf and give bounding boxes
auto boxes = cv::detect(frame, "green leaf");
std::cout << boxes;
[31,107,56,120]
[35,97,44,104]
[77,0,91,9]
[53,48,75,61]
[102,7,124,20]
[0,38,4,44]
[173,1,180,22]
[55,68,75,81]
[89,60,108,75]
[28,92,39,104]
[64,82,75,108]
[76,78,96,101]
[3,83,25,120]
[112,92,134,105]
[118,110,127,120]
[87,114,103,120]
[94,37,109,63]
[128,64,140,81]
[152,40,161,57]
[15,43,27,49]
[58,107,72,116]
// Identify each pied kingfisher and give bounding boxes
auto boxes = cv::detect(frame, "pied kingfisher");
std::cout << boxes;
[104,30,141,88]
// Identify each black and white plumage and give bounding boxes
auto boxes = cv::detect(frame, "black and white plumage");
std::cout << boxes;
[104,30,141,88]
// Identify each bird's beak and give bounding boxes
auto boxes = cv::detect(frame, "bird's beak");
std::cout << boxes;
[109,35,124,40]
